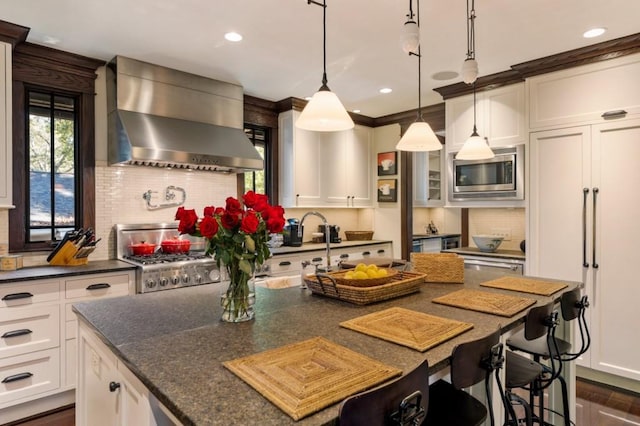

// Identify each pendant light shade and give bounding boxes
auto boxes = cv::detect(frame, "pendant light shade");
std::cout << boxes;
[461,58,478,84]
[401,19,419,54]
[456,133,494,160]
[396,0,442,153]
[296,89,354,132]
[396,122,442,151]
[295,0,354,132]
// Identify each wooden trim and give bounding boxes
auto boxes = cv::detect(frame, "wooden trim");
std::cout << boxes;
[275,96,376,127]
[0,20,29,47]
[375,103,445,132]
[8,82,26,252]
[435,32,640,100]
[400,151,412,260]
[461,208,469,247]
[244,95,279,128]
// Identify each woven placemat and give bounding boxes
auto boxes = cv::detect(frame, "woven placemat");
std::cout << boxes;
[223,337,401,421]
[480,276,568,296]
[340,307,473,352]
[432,288,536,317]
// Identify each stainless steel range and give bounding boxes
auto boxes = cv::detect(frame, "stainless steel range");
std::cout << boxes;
[115,223,220,293]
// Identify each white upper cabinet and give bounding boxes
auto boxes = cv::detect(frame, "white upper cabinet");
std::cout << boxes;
[278,110,322,208]
[528,53,640,129]
[413,150,444,207]
[0,42,13,208]
[279,111,373,208]
[446,83,526,153]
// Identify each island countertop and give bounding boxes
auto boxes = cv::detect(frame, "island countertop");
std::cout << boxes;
[73,270,578,425]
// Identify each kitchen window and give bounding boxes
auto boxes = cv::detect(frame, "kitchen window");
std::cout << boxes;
[8,42,102,253]
[243,125,271,198]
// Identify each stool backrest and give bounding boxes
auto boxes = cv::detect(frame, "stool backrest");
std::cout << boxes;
[560,288,582,321]
[338,360,429,426]
[450,329,501,389]
[560,287,591,359]
[524,301,555,341]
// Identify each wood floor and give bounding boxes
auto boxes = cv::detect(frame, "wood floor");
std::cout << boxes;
[6,379,640,426]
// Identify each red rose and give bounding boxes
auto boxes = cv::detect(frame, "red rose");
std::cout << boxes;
[254,197,270,215]
[243,191,258,208]
[225,197,242,214]
[267,216,285,233]
[214,207,225,216]
[240,211,260,234]
[177,209,198,234]
[221,212,240,230]
[203,206,216,217]
[175,206,186,220]
[199,216,219,239]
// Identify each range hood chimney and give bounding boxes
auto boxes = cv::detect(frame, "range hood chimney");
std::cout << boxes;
[107,56,263,172]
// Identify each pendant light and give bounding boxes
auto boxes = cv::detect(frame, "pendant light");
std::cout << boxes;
[296,0,354,132]
[396,0,442,152]
[456,0,494,160]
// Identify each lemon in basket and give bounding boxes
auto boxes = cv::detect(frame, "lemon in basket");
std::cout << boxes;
[355,263,368,272]
[353,270,369,280]
[366,269,379,278]
[344,271,355,279]
[376,269,388,278]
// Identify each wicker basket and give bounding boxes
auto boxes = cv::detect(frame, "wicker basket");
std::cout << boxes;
[344,231,374,241]
[331,268,398,287]
[411,253,464,283]
[303,271,426,305]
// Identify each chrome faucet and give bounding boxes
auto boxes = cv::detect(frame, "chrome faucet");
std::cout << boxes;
[299,211,332,272]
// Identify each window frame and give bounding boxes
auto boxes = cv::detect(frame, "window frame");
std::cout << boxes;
[8,42,102,253]
[243,124,271,198]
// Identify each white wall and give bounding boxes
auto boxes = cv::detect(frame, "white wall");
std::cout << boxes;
[372,124,403,258]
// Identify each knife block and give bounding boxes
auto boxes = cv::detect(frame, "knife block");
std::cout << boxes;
[48,241,91,266]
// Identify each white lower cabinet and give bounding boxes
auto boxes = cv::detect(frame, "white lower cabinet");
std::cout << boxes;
[77,321,179,426]
[0,348,61,406]
[528,118,640,381]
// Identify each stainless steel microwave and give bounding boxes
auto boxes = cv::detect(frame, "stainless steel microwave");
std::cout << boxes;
[449,145,524,201]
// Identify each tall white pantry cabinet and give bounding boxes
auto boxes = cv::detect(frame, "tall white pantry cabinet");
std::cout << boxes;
[527,53,640,382]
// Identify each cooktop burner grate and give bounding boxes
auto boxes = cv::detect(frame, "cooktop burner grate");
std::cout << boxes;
[123,253,212,265]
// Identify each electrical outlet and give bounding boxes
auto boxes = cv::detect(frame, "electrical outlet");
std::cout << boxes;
[491,228,512,241]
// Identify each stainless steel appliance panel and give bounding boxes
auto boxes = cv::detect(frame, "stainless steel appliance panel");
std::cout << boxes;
[463,256,524,275]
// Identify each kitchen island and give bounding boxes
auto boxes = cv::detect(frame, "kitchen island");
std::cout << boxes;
[73,270,579,425]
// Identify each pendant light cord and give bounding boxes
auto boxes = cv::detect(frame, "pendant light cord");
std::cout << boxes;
[466,0,476,60]
[472,81,479,136]
[413,0,422,121]
[322,0,327,87]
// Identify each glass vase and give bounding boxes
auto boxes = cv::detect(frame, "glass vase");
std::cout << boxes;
[220,274,255,323]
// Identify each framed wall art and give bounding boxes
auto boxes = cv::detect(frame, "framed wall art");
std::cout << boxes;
[377,151,397,176]
[377,179,397,202]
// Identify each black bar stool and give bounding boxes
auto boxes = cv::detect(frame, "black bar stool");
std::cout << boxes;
[505,288,590,426]
[426,329,509,426]
[504,300,562,426]
[338,360,429,426]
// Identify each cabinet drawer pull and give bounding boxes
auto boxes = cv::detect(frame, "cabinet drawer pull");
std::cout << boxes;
[86,283,111,290]
[312,257,323,262]
[2,372,33,384]
[362,251,370,256]
[601,110,627,119]
[2,292,34,301]
[2,329,33,339]
[377,249,385,254]
[278,261,292,266]
[109,381,121,392]
[339,254,349,259]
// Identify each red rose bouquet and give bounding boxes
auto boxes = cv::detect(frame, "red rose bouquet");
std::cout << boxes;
[175,191,286,322]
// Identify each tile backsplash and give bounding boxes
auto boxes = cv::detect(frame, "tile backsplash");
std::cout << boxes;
[468,208,525,251]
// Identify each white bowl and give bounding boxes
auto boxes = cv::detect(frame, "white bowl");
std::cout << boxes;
[472,235,504,252]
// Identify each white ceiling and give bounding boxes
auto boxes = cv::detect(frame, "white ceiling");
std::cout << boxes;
[3,0,639,118]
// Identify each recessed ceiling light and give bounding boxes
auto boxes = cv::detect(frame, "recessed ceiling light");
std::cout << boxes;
[379,88,393,94]
[583,27,606,38]
[42,35,61,45]
[224,32,243,42]
[353,109,361,113]
[305,96,312,101]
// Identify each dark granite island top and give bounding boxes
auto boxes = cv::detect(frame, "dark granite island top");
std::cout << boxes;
[73,270,579,425]
[0,259,137,284]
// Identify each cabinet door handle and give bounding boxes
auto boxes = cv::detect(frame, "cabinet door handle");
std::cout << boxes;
[109,381,121,392]
[362,251,370,256]
[592,187,599,269]
[377,249,385,254]
[601,110,627,119]
[2,292,34,301]
[296,194,300,207]
[278,261,292,266]
[339,254,349,259]
[2,372,33,384]
[312,257,323,262]
[86,283,111,291]
[582,188,589,268]
[2,329,33,339]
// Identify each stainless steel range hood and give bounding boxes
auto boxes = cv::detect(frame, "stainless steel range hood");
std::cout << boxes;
[107,56,263,172]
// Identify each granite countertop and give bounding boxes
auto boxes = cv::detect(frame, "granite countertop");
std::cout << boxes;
[269,239,391,256]
[412,233,461,240]
[0,259,137,284]
[443,247,526,261]
[73,269,577,425]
